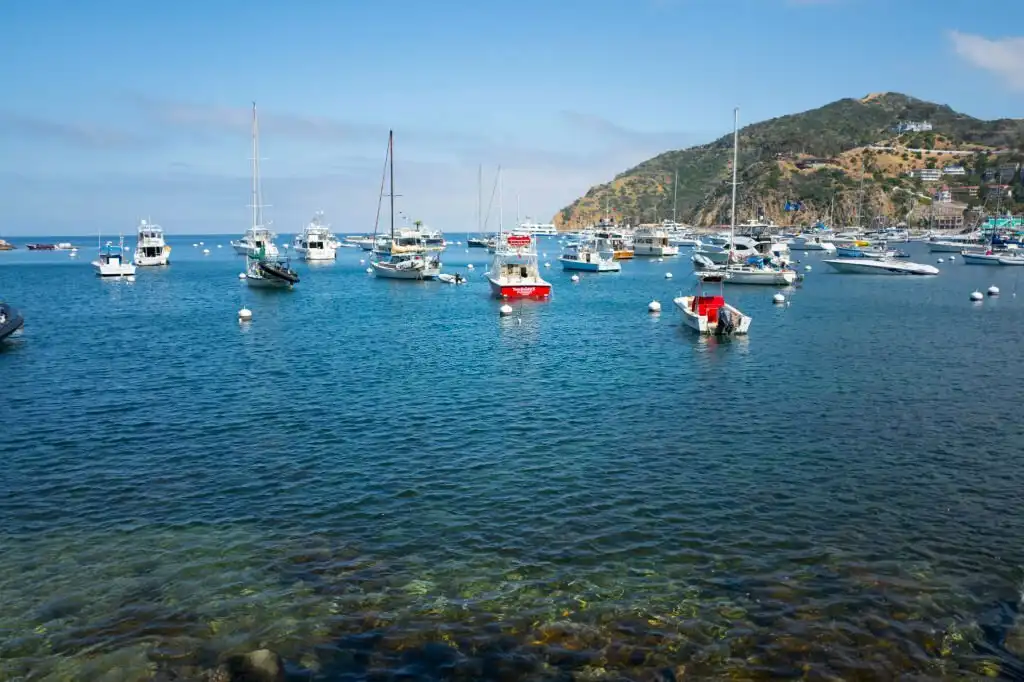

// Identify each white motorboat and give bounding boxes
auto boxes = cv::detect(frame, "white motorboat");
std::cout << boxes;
[370,131,443,281]
[231,227,279,258]
[487,170,551,298]
[695,235,762,264]
[593,226,633,260]
[133,219,170,266]
[348,236,377,251]
[788,234,836,251]
[927,232,984,252]
[559,242,620,272]
[244,104,299,290]
[669,234,702,248]
[293,211,337,261]
[999,255,1024,266]
[961,251,1006,265]
[517,219,559,236]
[92,235,137,277]
[823,258,939,275]
[632,224,679,256]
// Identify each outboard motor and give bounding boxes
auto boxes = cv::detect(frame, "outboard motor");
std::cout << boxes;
[716,307,735,336]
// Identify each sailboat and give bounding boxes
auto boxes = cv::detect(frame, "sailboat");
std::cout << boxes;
[370,131,442,280]
[244,103,299,289]
[674,108,751,335]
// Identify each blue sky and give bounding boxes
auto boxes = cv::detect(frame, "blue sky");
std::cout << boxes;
[1,0,1022,235]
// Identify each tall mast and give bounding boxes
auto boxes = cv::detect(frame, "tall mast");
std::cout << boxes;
[498,166,504,236]
[389,130,395,239]
[477,164,482,234]
[516,192,521,227]
[730,107,739,245]
[856,156,865,228]
[251,102,260,230]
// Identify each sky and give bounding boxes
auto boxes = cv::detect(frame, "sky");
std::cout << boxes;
[1,0,1022,236]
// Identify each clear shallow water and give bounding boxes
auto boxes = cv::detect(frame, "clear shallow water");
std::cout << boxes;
[3,236,1024,680]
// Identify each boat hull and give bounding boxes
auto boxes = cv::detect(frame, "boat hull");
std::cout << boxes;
[245,275,293,289]
[134,248,170,267]
[612,250,634,260]
[673,296,751,335]
[823,258,939,275]
[961,252,1005,265]
[928,241,974,252]
[487,278,552,299]
[294,247,337,261]
[0,303,24,342]
[231,242,250,255]
[370,261,441,280]
[724,269,796,285]
[559,257,620,272]
[634,245,680,256]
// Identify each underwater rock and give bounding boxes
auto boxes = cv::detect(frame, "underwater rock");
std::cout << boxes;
[224,649,285,682]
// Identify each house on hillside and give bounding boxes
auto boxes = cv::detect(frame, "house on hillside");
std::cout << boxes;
[951,186,979,200]
[982,163,1020,183]
[987,184,1014,200]
[934,186,952,203]
[795,157,832,170]
[943,165,966,176]
[908,168,943,182]
[893,120,933,133]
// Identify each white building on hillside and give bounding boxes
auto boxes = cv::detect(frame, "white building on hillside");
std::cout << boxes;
[893,120,933,133]
[943,165,966,176]
[909,168,943,182]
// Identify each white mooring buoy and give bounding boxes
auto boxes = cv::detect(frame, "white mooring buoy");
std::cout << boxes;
[238,307,252,321]
[648,300,661,313]
[665,272,673,279]
[948,255,955,261]
[467,263,475,270]
[217,244,223,248]
[202,248,210,255]
[571,274,580,283]
[773,293,785,304]
[937,258,945,264]
[988,285,1000,296]
[970,290,984,301]
[804,265,812,271]
[499,304,513,317]
[126,275,136,283]
[544,262,551,268]
[365,267,373,274]
[657,257,664,263]
[238,272,247,280]
[192,243,198,248]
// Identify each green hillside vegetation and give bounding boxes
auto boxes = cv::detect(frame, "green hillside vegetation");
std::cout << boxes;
[555,93,1024,230]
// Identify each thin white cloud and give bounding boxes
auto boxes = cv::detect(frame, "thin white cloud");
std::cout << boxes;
[0,111,148,149]
[949,30,1024,90]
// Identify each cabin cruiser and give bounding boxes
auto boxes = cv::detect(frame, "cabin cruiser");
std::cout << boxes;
[559,241,620,272]
[632,224,679,256]
[696,234,786,265]
[231,227,279,258]
[371,251,442,279]
[788,234,836,251]
[292,211,337,261]
[133,219,170,266]
[593,229,633,260]
[487,232,551,298]
[517,219,559,236]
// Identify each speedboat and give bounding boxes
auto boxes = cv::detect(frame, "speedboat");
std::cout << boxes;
[823,258,939,275]
[674,272,751,336]
[788,234,836,251]
[0,302,24,343]
[92,236,137,277]
[559,242,620,272]
[292,211,337,261]
[133,219,171,266]
[835,244,896,259]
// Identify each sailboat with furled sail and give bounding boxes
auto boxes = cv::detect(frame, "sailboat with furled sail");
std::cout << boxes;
[370,130,442,280]
[674,107,751,335]
[244,103,299,289]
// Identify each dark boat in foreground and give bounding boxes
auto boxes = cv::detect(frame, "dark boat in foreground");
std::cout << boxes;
[0,302,24,343]
[26,243,56,250]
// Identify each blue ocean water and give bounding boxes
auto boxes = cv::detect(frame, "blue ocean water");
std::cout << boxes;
[2,235,1024,680]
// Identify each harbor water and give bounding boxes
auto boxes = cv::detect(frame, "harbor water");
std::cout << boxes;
[2,236,1024,680]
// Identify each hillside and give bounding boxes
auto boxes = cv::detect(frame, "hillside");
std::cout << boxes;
[554,93,1024,230]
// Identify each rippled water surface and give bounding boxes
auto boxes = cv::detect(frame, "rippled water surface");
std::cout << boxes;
[3,235,1024,680]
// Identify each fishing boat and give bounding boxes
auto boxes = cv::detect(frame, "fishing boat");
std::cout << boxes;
[0,302,24,343]
[487,168,551,298]
[133,219,171,266]
[26,243,56,251]
[674,108,750,335]
[92,235,137,277]
[292,211,337,261]
[244,104,299,289]
[370,131,442,280]
[633,224,679,256]
[559,241,620,272]
[823,258,939,275]
[0,239,15,251]
[594,226,633,260]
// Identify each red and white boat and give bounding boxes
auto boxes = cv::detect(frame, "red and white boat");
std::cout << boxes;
[487,232,552,299]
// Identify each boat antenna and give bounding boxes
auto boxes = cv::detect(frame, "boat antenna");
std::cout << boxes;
[498,165,504,237]
[730,106,739,255]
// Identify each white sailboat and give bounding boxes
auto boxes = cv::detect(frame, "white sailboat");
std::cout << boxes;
[370,131,442,280]
[244,103,299,289]
[133,219,170,266]
[292,211,337,261]
[674,108,751,335]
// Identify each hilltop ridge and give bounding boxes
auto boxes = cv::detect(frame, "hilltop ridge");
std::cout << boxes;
[554,93,1024,230]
